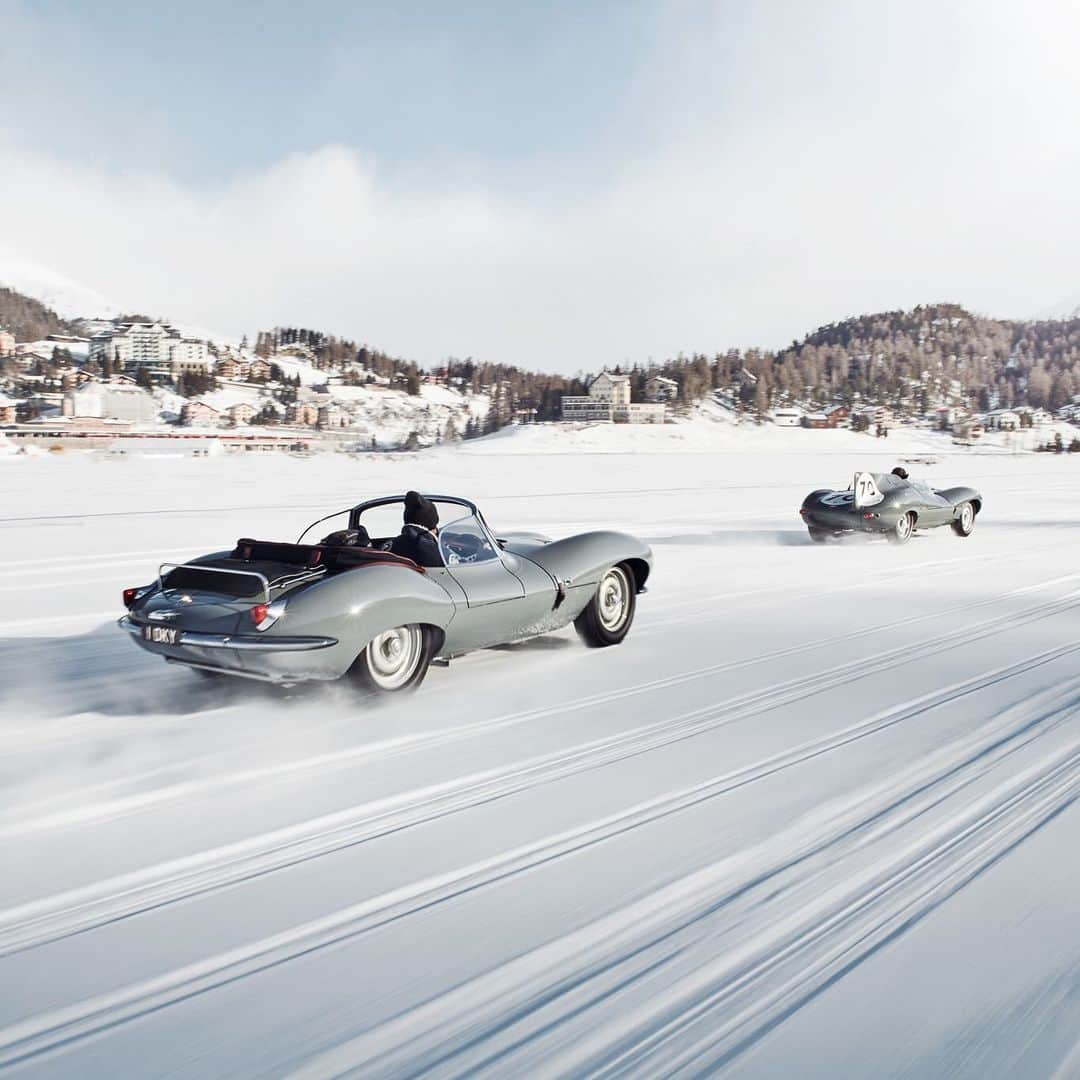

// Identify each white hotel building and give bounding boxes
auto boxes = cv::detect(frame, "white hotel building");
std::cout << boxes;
[561,371,666,424]
[87,322,209,375]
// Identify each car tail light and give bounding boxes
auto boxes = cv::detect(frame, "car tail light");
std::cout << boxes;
[123,587,142,608]
[862,512,877,519]
[250,598,286,630]
[799,508,808,515]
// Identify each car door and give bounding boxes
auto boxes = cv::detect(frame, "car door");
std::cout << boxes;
[438,512,526,651]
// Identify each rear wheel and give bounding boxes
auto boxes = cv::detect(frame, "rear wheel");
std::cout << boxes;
[352,624,433,693]
[887,511,915,545]
[951,501,975,538]
[575,564,636,647]
[807,527,828,543]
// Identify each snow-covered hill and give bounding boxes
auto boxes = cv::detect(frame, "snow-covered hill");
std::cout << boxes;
[0,253,120,322]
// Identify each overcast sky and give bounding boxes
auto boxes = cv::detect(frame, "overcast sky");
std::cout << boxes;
[2,0,1079,370]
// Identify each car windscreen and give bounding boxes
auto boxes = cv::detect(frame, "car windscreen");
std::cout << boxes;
[439,512,500,566]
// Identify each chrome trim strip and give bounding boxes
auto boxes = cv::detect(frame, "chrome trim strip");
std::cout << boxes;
[158,562,272,603]
[119,616,336,652]
[180,631,337,652]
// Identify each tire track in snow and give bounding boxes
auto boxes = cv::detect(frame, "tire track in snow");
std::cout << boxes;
[0,478,895,527]
[3,556,1072,766]
[291,693,1080,1079]
[586,754,1080,1079]
[639,543,1080,634]
[1051,1034,1080,1080]
[3,634,1076,960]
[0,647,1076,1073]
[0,648,1071,1071]
[4,578,1079,837]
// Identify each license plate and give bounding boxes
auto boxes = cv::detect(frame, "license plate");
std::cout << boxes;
[143,625,180,645]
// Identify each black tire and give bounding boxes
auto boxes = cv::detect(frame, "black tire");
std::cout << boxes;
[887,511,915,545]
[351,624,433,694]
[575,564,637,647]
[951,501,975,538]
[807,527,828,543]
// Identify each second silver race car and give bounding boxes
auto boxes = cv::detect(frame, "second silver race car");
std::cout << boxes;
[119,494,652,693]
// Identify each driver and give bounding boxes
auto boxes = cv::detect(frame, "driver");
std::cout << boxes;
[891,466,909,480]
[390,491,443,567]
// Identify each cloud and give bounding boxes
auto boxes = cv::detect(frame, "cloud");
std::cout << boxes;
[2,2,1080,371]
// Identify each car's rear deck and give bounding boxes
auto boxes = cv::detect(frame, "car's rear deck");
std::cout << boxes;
[163,538,425,599]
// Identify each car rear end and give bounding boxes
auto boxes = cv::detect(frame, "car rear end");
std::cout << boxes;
[119,558,340,684]
[800,489,898,536]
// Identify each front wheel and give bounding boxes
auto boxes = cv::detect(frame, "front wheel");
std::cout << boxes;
[351,625,433,693]
[575,564,637,647]
[951,501,975,537]
[887,511,915,545]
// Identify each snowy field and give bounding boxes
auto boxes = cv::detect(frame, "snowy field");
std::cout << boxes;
[1,427,1079,1077]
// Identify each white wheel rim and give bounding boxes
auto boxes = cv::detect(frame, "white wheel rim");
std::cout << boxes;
[366,626,422,690]
[961,505,973,530]
[897,514,912,538]
[598,567,630,632]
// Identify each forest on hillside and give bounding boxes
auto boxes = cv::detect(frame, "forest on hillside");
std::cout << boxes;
[625,304,1080,418]
[0,288,75,341]
[5,291,1080,423]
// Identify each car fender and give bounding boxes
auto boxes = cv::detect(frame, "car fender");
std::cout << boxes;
[520,531,653,594]
[935,486,983,515]
[249,564,457,679]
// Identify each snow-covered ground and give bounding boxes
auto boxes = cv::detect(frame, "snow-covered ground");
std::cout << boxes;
[1,429,1079,1077]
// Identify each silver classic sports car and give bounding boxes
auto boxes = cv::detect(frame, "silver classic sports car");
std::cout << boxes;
[799,470,983,545]
[119,494,653,693]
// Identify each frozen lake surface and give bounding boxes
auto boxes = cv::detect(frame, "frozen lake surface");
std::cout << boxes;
[1,428,1079,1077]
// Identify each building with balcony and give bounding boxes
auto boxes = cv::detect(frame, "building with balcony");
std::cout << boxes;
[645,375,678,403]
[317,404,348,429]
[561,371,665,424]
[179,400,221,427]
[285,402,320,426]
[87,322,208,375]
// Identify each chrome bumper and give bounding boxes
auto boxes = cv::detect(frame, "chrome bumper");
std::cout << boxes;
[118,616,337,652]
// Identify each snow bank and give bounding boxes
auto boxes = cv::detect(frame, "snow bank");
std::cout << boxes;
[462,415,951,457]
